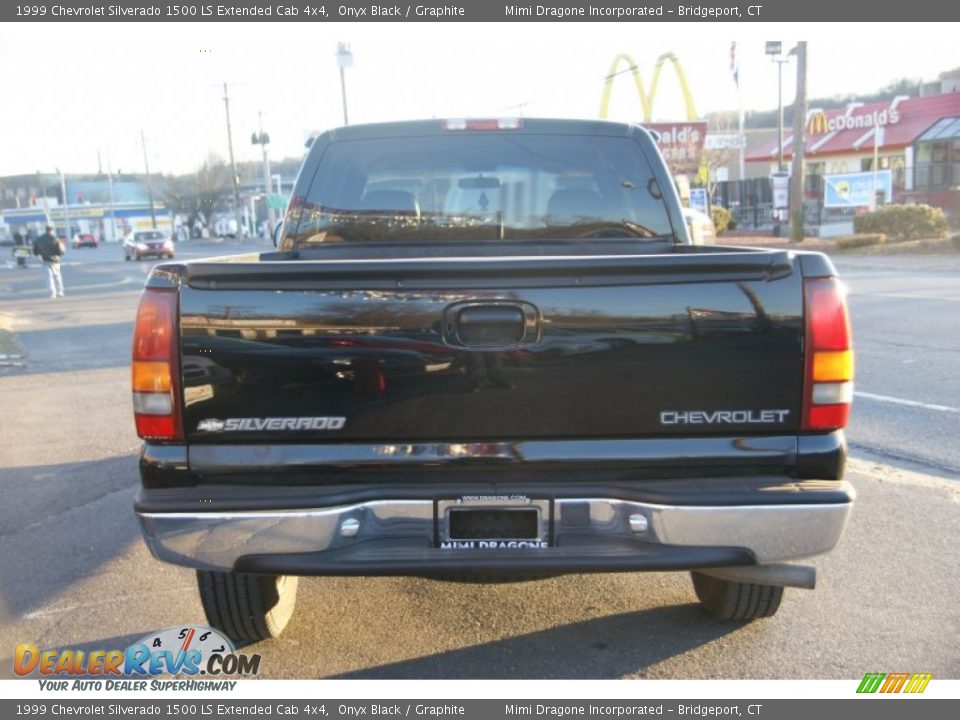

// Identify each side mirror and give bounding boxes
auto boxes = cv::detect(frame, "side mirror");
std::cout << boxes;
[272,220,284,248]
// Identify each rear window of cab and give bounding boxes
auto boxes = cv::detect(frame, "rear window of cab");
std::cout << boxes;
[293,133,674,247]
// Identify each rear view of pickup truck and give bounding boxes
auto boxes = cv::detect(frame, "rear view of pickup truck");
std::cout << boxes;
[132,119,854,643]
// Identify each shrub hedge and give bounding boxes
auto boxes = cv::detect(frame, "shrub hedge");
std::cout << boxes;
[711,206,733,235]
[852,204,948,240]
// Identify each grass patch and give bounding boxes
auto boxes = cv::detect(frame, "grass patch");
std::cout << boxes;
[834,233,886,250]
[833,235,960,255]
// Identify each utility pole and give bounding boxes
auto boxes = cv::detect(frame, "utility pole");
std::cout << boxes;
[789,42,808,244]
[222,82,244,238]
[141,130,157,229]
[56,168,71,243]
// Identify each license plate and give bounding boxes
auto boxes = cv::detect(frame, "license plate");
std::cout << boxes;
[448,508,539,540]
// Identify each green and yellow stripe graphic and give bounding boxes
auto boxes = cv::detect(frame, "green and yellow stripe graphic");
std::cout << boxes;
[857,673,932,694]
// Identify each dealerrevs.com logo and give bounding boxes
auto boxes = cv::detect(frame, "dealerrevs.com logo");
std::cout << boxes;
[15,625,260,690]
[857,672,932,694]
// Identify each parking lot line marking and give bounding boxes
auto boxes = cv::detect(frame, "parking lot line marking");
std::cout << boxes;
[0,276,133,300]
[855,391,960,414]
[21,586,193,620]
[852,291,960,302]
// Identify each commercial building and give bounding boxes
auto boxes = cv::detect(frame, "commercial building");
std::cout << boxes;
[0,173,170,241]
[1,202,172,242]
[746,92,960,208]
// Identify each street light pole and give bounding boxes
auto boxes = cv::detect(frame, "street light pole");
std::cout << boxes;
[336,43,353,126]
[765,42,795,236]
[765,44,784,172]
[777,60,784,172]
[765,42,796,173]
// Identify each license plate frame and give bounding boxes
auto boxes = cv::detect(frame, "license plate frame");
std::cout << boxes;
[436,496,552,546]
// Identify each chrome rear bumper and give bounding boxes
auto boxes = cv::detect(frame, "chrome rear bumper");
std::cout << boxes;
[137,496,853,573]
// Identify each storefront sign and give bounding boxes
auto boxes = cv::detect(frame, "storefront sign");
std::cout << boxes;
[807,108,900,135]
[689,188,710,215]
[705,133,746,150]
[823,170,893,207]
[646,122,708,175]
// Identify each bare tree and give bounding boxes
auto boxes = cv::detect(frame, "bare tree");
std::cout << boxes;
[160,154,233,233]
[703,113,740,200]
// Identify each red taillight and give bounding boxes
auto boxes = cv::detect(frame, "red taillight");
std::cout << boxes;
[802,277,854,432]
[132,288,182,441]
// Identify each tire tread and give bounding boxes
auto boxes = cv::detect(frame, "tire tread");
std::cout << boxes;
[196,571,298,643]
[691,571,784,621]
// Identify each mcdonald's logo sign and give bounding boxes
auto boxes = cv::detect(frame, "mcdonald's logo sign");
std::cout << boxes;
[857,672,932,694]
[599,52,699,122]
[807,110,830,135]
[806,107,901,135]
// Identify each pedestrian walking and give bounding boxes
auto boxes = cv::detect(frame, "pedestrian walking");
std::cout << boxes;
[32,225,66,298]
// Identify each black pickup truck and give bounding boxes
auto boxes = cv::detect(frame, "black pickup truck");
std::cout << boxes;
[132,119,854,643]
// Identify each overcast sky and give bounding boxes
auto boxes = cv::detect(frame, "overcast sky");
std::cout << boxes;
[1,22,956,176]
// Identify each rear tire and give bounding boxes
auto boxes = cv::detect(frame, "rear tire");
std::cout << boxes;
[691,571,784,620]
[196,571,299,643]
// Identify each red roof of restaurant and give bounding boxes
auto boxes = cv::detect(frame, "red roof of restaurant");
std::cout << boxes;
[745,92,960,163]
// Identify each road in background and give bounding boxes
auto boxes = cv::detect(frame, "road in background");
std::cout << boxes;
[0,247,958,678]
[836,256,960,476]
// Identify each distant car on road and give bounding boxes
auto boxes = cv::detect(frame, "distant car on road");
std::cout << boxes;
[124,230,174,261]
[72,233,100,249]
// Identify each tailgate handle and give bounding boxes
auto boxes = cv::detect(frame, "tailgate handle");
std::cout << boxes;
[452,303,533,347]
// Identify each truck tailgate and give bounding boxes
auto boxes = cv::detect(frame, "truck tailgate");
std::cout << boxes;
[178,250,804,443]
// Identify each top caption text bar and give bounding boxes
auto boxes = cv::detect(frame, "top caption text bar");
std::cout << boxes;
[5,1,960,23]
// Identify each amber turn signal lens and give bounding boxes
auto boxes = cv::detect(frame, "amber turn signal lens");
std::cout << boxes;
[812,350,854,382]
[132,361,171,393]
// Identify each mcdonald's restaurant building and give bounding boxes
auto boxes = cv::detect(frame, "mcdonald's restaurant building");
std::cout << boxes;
[745,92,960,209]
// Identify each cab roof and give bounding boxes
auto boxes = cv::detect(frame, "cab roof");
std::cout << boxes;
[318,118,644,143]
